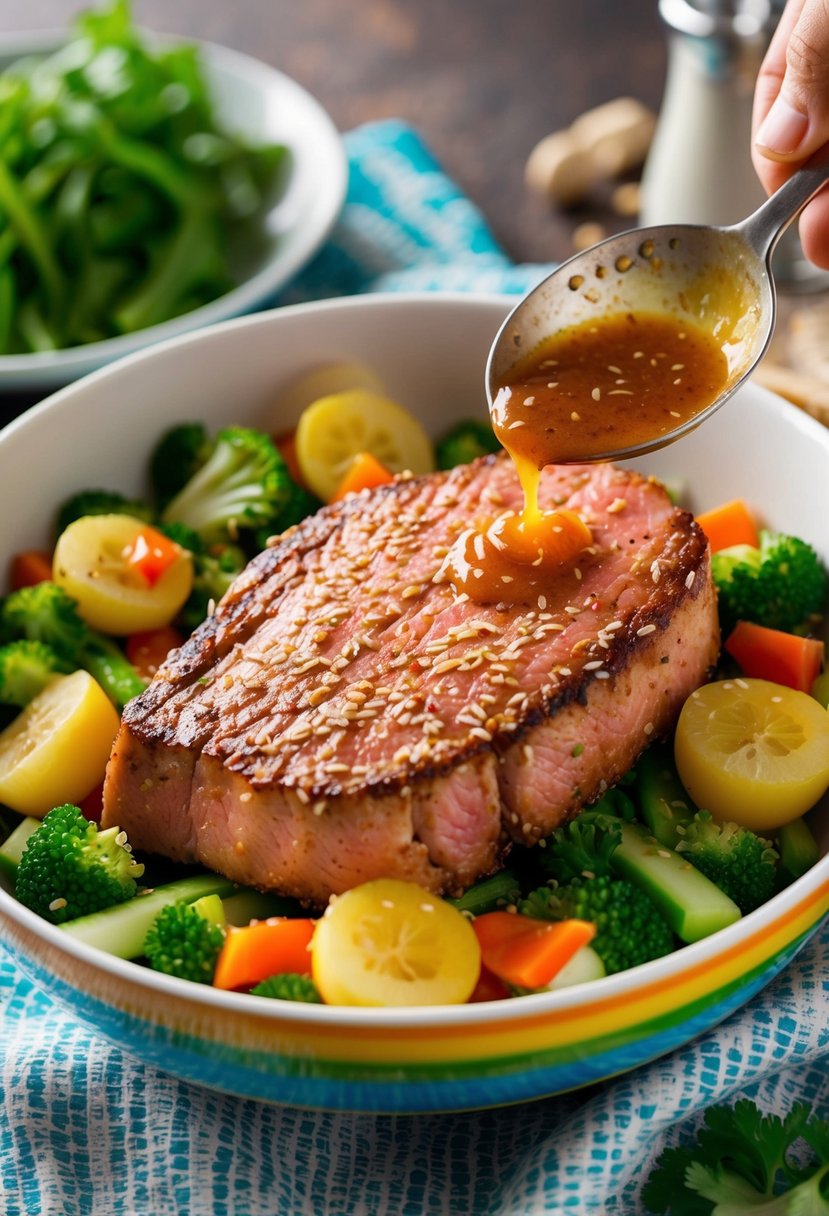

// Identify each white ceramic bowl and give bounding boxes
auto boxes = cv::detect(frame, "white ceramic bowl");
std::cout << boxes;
[0,294,826,1114]
[0,30,346,391]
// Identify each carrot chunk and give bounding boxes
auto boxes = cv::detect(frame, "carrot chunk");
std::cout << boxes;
[696,499,759,553]
[212,917,316,990]
[122,525,183,587]
[724,620,825,693]
[331,452,394,502]
[9,550,53,590]
[472,912,595,989]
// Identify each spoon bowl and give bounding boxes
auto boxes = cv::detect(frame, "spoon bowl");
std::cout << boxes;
[487,161,829,463]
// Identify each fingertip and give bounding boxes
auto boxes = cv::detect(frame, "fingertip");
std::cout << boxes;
[754,94,810,158]
[797,196,829,271]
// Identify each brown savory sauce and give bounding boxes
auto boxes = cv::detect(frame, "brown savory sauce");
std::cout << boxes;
[444,311,728,606]
[490,310,730,468]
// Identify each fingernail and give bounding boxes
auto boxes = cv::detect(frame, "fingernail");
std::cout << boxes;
[755,95,809,154]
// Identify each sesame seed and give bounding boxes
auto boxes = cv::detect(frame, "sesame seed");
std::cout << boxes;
[644,722,654,735]
[607,497,627,514]
[685,570,695,589]
[591,388,601,401]
[547,381,559,389]
[523,395,536,406]
[49,898,68,912]
[239,791,252,803]
[571,411,581,422]
[637,623,657,636]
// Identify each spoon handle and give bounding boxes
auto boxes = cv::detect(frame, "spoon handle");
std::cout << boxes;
[733,159,829,263]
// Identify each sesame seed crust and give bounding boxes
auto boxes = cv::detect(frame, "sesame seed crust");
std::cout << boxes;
[117,454,715,811]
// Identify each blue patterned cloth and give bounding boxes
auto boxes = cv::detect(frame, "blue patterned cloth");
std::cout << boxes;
[1,119,827,1215]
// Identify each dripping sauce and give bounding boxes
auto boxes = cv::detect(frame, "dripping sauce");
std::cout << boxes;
[444,311,729,605]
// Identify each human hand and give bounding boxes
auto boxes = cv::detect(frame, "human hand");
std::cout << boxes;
[753,0,829,268]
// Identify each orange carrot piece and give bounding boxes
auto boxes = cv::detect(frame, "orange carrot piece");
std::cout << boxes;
[212,917,316,991]
[331,451,394,502]
[9,550,53,590]
[472,912,595,990]
[125,625,185,680]
[696,499,760,553]
[275,430,306,487]
[724,620,825,693]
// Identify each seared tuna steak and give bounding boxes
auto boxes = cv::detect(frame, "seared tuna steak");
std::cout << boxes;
[103,456,719,903]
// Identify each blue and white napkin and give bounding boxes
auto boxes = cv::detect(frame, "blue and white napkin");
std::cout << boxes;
[1,119,826,1215]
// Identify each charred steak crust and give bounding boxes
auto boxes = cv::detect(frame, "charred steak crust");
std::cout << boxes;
[104,455,719,901]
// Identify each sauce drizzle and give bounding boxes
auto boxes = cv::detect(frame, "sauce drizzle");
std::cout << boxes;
[444,311,729,606]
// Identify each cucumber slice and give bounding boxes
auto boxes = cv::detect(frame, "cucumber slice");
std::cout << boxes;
[777,817,821,881]
[546,944,606,990]
[613,821,741,942]
[635,742,695,848]
[0,815,41,882]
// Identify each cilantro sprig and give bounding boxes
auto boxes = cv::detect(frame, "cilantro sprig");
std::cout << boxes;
[643,1099,829,1214]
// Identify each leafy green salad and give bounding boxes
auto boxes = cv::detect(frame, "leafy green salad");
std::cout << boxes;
[0,0,286,353]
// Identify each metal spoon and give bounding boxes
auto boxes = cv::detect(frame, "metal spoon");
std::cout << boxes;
[486,161,829,463]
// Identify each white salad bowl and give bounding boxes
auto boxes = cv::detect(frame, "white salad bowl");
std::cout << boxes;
[0,30,346,392]
[0,293,826,1114]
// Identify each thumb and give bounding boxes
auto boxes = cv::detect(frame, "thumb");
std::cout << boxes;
[754,0,829,162]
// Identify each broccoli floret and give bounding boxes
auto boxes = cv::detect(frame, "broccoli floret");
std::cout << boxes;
[179,543,247,631]
[157,519,205,555]
[161,426,295,546]
[56,490,153,538]
[0,581,87,660]
[149,422,211,510]
[250,973,323,1003]
[0,583,146,710]
[675,810,778,914]
[523,818,675,972]
[144,895,226,984]
[15,804,144,925]
[435,419,502,470]
[254,481,322,549]
[0,640,71,706]
[711,530,828,633]
[521,874,674,974]
[535,817,622,884]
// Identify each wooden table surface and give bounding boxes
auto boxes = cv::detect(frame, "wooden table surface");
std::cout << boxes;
[0,0,667,265]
